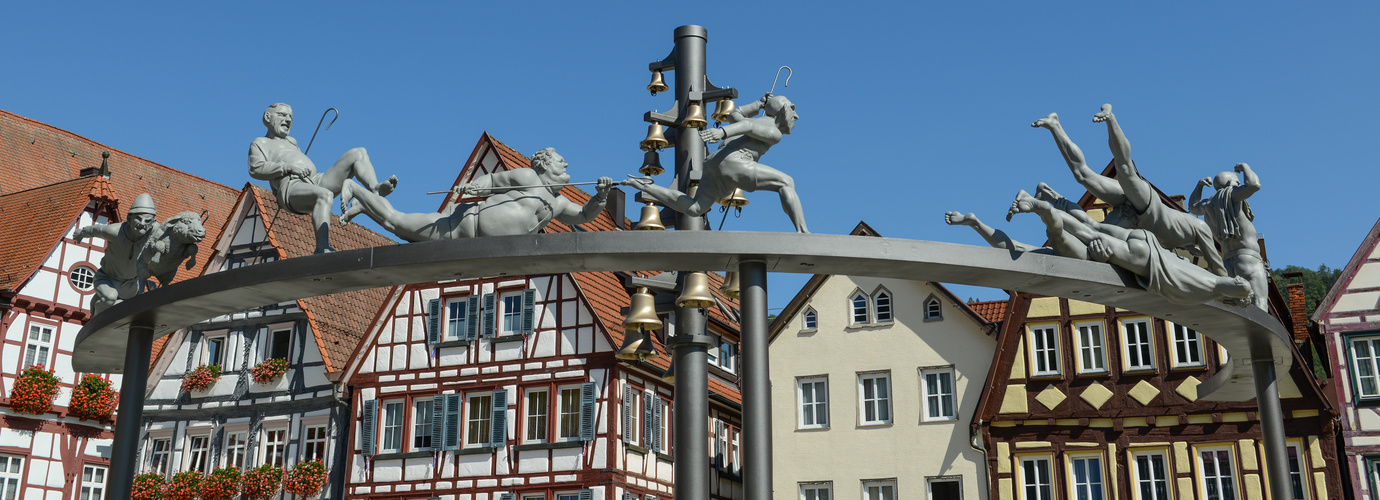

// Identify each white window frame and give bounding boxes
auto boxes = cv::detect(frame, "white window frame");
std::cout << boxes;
[1131,450,1171,500]
[797,376,829,429]
[149,437,172,474]
[556,493,582,500]
[924,297,943,321]
[1351,335,1380,400]
[1018,455,1053,500]
[69,264,96,292]
[0,455,22,499]
[1066,453,1105,500]
[858,372,892,426]
[224,431,248,469]
[862,479,897,500]
[1027,324,1060,377]
[626,385,642,446]
[872,287,893,323]
[557,386,582,442]
[717,340,737,373]
[267,328,292,361]
[380,400,405,453]
[303,425,329,462]
[1121,318,1155,372]
[186,433,211,472]
[78,464,106,500]
[656,397,670,452]
[445,297,470,341]
[802,308,818,331]
[525,388,550,444]
[203,334,226,368]
[849,290,870,325]
[800,482,832,500]
[24,322,55,368]
[920,367,956,422]
[925,476,962,500]
[1286,440,1310,500]
[1074,321,1107,374]
[1197,446,1239,500]
[466,392,494,448]
[499,291,524,336]
[262,427,288,467]
[1169,322,1205,368]
[412,398,434,451]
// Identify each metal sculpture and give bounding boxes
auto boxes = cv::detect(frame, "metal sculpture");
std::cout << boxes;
[139,211,206,290]
[1190,163,1268,309]
[72,193,159,315]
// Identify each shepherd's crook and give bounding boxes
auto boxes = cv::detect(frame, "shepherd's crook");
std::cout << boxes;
[304,107,339,155]
[769,66,792,95]
[426,180,630,195]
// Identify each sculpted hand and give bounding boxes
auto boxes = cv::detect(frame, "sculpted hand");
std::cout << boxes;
[623,175,655,190]
[700,128,726,144]
[1200,177,1213,188]
[1235,163,1249,173]
[595,177,614,194]
[452,184,476,197]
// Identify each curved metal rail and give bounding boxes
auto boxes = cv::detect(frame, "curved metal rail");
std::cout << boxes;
[73,231,1289,401]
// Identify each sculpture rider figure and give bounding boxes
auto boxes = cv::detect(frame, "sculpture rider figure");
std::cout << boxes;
[73,193,158,315]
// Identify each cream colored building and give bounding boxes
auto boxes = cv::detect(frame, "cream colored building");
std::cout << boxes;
[768,222,1003,500]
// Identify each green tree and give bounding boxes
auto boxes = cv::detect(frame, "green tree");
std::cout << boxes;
[1271,264,1343,317]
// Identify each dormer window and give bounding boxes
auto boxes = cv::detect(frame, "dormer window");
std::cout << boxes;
[872,289,892,323]
[924,297,942,321]
[802,308,818,331]
[850,292,870,325]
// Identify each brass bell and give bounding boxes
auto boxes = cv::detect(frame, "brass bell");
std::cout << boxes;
[639,150,664,176]
[634,202,666,231]
[682,101,708,129]
[622,287,664,331]
[711,99,736,122]
[676,272,718,309]
[716,188,749,208]
[719,271,740,299]
[640,123,669,151]
[615,330,644,360]
[661,359,675,384]
[647,70,669,95]
[634,331,659,360]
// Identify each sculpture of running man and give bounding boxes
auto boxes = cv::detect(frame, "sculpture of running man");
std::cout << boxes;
[625,94,808,233]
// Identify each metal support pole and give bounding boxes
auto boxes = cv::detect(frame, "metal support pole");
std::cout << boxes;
[739,259,772,500]
[107,324,154,500]
[1250,339,1291,500]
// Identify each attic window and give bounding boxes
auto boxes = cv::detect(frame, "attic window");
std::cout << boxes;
[70,266,95,291]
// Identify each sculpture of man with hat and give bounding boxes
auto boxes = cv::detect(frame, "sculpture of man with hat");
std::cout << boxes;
[74,193,159,314]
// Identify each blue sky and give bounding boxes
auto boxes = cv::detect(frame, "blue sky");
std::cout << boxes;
[4,2,1376,309]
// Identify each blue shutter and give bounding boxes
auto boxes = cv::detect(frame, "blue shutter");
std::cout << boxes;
[579,490,593,500]
[521,289,536,335]
[643,391,654,449]
[465,296,481,340]
[622,387,635,443]
[491,389,508,447]
[482,293,497,338]
[432,396,445,451]
[427,299,441,344]
[361,399,377,457]
[579,382,596,441]
[444,394,462,450]
[652,397,663,453]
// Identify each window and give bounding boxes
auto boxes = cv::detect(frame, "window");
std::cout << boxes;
[187,434,211,472]
[224,432,248,468]
[1068,455,1105,500]
[558,386,582,441]
[873,289,892,323]
[1132,451,1170,500]
[557,493,582,500]
[303,425,328,462]
[262,429,287,467]
[803,308,818,331]
[863,480,897,500]
[926,477,961,500]
[467,393,493,447]
[798,377,829,429]
[446,298,469,340]
[924,297,943,321]
[624,386,642,446]
[1028,325,1060,377]
[1019,456,1053,500]
[1121,319,1154,371]
[1351,336,1380,399]
[382,401,405,453]
[656,398,670,452]
[859,372,892,425]
[269,329,291,361]
[1287,442,1309,500]
[24,324,54,368]
[850,292,870,325]
[0,456,22,499]
[1075,321,1107,374]
[921,369,956,422]
[500,292,524,335]
[205,336,225,367]
[717,340,737,373]
[78,464,106,500]
[800,482,832,500]
[1171,322,1204,368]
[526,389,550,443]
[729,426,741,474]
[70,265,96,291]
[414,399,434,450]
[1198,447,1238,500]
[150,438,172,474]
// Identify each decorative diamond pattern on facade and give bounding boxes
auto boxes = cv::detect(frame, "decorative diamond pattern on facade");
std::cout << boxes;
[1129,380,1161,406]
[1080,382,1114,410]
[1176,376,1201,402]
[1036,385,1067,410]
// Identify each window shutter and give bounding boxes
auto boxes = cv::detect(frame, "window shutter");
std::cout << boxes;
[643,392,655,450]
[579,490,593,500]
[361,399,377,457]
[427,299,441,344]
[622,386,635,443]
[432,396,445,451]
[579,382,596,441]
[501,494,515,500]
[482,293,497,338]
[652,397,663,453]
[465,296,481,340]
[521,288,536,335]
[625,493,637,500]
[713,419,723,466]
[444,394,462,450]
[491,389,508,447]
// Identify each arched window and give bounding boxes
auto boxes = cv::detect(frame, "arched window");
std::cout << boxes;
[803,308,818,331]
[872,290,892,323]
[849,291,870,325]
[924,296,942,320]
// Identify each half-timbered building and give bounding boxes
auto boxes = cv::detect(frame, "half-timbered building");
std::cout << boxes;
[0,109,241,498]
[339,134,745,500]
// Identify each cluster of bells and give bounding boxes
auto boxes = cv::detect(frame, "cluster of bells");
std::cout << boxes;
[615,271,743,383]
[633,70,748,232]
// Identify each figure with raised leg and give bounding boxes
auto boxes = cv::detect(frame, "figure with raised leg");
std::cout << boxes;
[1190,163,1267,308]
[73,194,159,315]
[248,103,398,254]
[341,148,614,241]
[625,94,808,233]
[1032,106,1227,276]
[944,211,1050,255]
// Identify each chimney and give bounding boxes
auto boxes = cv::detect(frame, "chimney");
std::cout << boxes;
[79,151,113,178]
[1284,271,1308,342]
[607,187,627,230]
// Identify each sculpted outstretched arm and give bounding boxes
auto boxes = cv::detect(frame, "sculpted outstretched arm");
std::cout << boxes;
[557,177,614,225]
[729,96,767,120]
[1234,163,1261,200]
[73,223,121,242]
[1188,177,1212,216]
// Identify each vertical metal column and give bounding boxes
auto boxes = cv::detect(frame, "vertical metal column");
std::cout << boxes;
[1251,339,1291,500]
[669,24,713,500]
[107,324,154,500]
[739,259,772,500]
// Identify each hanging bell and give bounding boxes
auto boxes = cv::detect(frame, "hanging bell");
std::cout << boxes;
[711,99,736,122]
[661,359,675,384]
[640,123,669,151]
[716,188,749,208]
[719,271,740,299]
[622,287,664,331]
[647,70,669,95]
[639,150,664,176]
[676,272,718,309]
[634,202,666,231]
[615,330,644,360]
[682,101,708,129]
[634,330,659,360]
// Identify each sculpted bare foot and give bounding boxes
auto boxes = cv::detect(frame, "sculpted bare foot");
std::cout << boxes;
[1093,104,1113,123]
[944,211,980,226]
[1007,190,1038,221]
[340,180,355,215]
[375,175,399,197]
[1031,113,1060,129]
[341,201,362,226]
[1034,182,1065,203]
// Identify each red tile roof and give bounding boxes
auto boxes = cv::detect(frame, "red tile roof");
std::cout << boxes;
[0,177,105,290]
[967,300,1009,323]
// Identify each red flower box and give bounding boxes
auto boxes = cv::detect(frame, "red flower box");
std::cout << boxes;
[200,467,242,500]
[132,471,165,500]
[9,365,60,415]
[181,364,222,393]
[164,470,202,500]
[251,358,289,384]
[242,463,283,500]
[284,460,328,496]
[69,373,117,420]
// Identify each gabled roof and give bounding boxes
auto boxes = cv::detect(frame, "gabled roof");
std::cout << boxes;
[0,177,109,291]
[967,299,1010,323]
[1311,216,1380,322]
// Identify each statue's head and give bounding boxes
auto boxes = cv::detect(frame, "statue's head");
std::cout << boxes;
[263,103,293,138]
[127,193,157,238]
[1213,171,1239,191]
[163,211,207,244]
[764,95,798,134]
[531,148,569,181]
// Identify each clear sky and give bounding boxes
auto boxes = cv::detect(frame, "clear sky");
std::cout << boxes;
[4,2,1376,310]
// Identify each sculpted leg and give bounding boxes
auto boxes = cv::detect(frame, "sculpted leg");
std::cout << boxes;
[287,184,335,254]
[945,211,1038,252]
[1034,112,1125,206]
[1007,190,1091,259]
[319,148,398,204]
[1094,105,1155,213]
[625,177,712,217]
[747,163,808,233]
